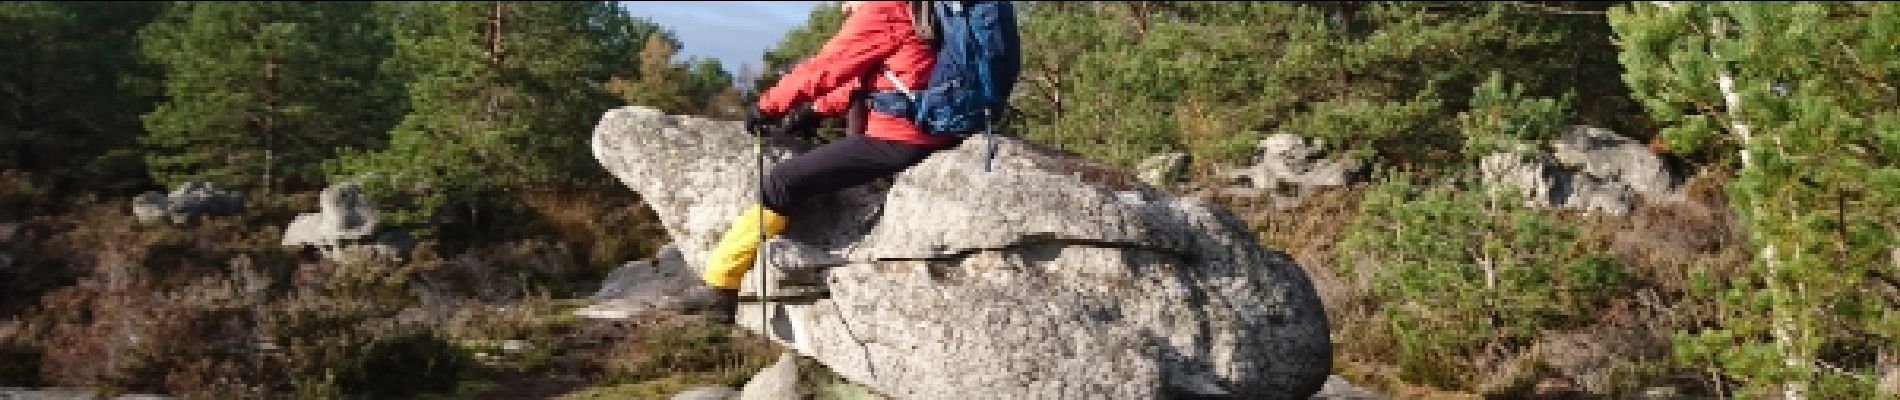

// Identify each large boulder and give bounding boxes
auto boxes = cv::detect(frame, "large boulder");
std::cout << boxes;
[1480,126,1679,215]
[739,352,803,400]
[590,106,1333,399]
[574,244,710,320]
[281,182,411,263]
[130,181,244,224]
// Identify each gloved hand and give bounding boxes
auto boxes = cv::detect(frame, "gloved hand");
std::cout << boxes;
[780,102,820,139]
[744,106,779,136]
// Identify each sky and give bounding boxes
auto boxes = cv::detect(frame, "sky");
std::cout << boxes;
[618,1,829,76]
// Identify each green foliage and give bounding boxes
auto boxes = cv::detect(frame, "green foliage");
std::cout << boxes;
[686,58,744,119]
[0,1,166,190]
[1011,1,1634,175]
[1338,172,1630,390]
[612,35,739,118]
[1459,71,1575,158]
[327,1,637,223]
[612,35,694,113]
[138,1,398,193]
[1611,2,1900,396]
[339,331,469,399]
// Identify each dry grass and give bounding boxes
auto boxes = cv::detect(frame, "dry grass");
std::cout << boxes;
[0,185,699,398]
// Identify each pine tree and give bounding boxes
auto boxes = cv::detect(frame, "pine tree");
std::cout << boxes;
[610,34,693,114]
[331,1,654,221]
[0,2,166,189]
[686,58,742,119]
[1611,2,1900,398]
[1009,1,1633,173]
[137,1,395,194]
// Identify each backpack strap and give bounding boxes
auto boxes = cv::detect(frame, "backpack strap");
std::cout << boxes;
[910,1,939,49]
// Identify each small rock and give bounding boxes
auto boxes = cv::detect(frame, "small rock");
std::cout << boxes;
[1219,133,1365,197]
[282,182,379,246]
[672,386,738,400]
[571,302,637,320]
[167,181,243,223]
[0,251,11,272]
[130,182,242,225]
[577,245,707,320]
[501,340,531,352]
[1551,125,1676,198]
[282,182,410,263]
[1137,152,1189,189]
[131,191,171,224]
[1312,376,1384,400]
[1480,126,1679,215]
[739,352,801,400]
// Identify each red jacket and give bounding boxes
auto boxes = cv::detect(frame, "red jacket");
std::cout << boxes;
[756,1,949,147]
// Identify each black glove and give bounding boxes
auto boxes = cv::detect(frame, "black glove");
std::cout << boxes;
[744,106,777,136]
[780,102,820,139]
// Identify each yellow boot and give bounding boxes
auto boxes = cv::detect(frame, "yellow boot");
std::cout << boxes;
[702,204,788,289]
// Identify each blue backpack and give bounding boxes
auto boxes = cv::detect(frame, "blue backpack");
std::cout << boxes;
[871,1,1021,169]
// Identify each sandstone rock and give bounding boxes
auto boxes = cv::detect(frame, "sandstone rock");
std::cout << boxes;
[739,352,803,400]
[281,182,410,263]
[590,106,1333,399]
[1480,126,1679,215]
[131,181,243,224]
[672,386,739,400]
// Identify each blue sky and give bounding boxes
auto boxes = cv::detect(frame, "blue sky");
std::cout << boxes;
[618,1,829,75]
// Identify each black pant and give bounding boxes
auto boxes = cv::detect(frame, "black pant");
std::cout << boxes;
[761,132,952,214]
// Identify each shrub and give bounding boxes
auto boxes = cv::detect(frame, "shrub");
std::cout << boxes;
[1338,171,1630,390]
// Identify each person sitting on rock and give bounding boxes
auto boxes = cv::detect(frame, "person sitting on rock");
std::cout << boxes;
[688,1,961,323]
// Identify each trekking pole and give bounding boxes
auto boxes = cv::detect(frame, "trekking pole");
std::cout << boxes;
[754,123,771,336]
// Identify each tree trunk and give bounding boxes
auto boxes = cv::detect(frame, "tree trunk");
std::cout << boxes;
[485,1,505,122]
[1709,11,1807,400]
[263,56,280,196]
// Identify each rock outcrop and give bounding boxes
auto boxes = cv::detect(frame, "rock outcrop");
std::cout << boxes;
[591,106,1333,399]
[1213,134,1366,205]
[1480,126,1679,215]
[131,181,243,224]
[575,244,708,320]
[281,182,411,263]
